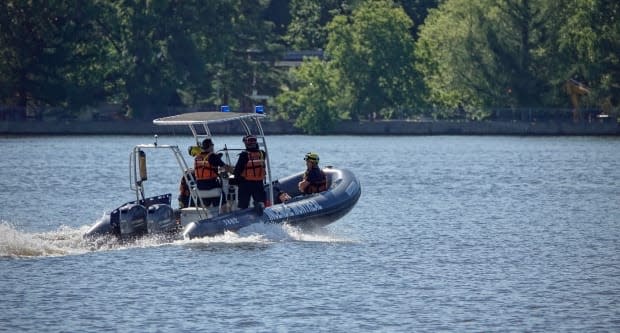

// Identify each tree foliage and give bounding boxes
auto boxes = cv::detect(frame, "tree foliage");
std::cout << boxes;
[275,0,423,132]
[274,60,334,132]
[416,0,549,112]
[1,0,617,129]
[283,0,358,49]
[326,0,422,120]
[415,0,620,116]
[284,59,339,134]
[396,0,440,38]
[555,0,620,110]
[0,0,110,113]
[102,0,269,119]
[0,0,280,119]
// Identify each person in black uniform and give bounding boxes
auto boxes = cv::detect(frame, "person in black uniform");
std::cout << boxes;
[194,138,232,207]
[234,135,267,211]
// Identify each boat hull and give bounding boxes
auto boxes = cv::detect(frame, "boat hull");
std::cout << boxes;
[183,167,361,238]
[84,167,361,240]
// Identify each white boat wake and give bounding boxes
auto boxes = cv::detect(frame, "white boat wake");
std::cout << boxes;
[0,221,352,259]
[0,222,93,258]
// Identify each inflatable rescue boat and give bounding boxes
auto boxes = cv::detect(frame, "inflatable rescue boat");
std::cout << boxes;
[84,109,361,241]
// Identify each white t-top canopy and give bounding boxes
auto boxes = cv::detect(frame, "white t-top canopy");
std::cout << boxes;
[153,111,265,126]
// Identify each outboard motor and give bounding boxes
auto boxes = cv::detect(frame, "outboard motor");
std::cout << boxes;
[147,204,176,234]
[119,203,148,237]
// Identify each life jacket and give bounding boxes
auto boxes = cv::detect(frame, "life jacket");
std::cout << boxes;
[179,177,190,196]
[194,152,218,181]
[179,170,194,196]
[242,150,265,181]
[304,168,327,194]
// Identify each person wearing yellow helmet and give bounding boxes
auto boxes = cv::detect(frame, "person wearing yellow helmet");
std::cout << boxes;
[187,145,202,157]
[178,145,201,208]
[298,152,327,194]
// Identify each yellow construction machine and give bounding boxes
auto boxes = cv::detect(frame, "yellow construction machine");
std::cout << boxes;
[565,78,590,122]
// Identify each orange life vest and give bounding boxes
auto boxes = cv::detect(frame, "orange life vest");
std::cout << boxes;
[303,169,327,194]
[194,153,218,181]
[242,151,265,181]
[179,177,190,196]
[179,171,194,196]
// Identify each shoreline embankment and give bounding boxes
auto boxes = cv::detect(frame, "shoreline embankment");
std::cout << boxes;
[1,118,619,136]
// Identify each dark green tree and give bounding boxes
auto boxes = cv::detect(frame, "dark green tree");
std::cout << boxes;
[275,58,341,133]
[327,0,421,120]
[284,0,359,50]
[213,0,282,113]
[284,0,323,49]
[0,0,110,115]
[416,0,556,115]
[264,0,292,37]
[554,0,620,113]
[396,0,440,38]
[294,59,339,133]
[103,0,234,119]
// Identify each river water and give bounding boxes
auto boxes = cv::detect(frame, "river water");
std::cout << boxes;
[1,134,619,332]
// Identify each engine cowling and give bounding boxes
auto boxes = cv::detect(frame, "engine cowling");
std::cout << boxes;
[147,204,176,234]
[119,203,147,236]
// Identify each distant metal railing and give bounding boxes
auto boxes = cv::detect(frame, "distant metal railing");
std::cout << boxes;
[487,107,602,123]
[400,107,611,123]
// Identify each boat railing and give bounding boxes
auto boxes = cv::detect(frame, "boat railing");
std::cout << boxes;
[151,111,275,211]
[128,142,214,220]
[189,116,274,209]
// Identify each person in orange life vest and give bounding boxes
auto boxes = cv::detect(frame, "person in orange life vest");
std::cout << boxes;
[178,169,195,208]
[178,146,201,208]
[298,152,327,194]
[194,138,232,207]
[234,135,267,209]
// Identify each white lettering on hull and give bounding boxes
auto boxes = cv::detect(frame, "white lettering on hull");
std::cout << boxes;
[221,217,239,227]
[345,181,358,196]
[264,199,323,222]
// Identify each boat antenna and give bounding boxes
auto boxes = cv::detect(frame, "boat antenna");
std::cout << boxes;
[223,144,231,165]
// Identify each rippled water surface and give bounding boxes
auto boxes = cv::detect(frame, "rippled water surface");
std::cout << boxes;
[1,134,619,332]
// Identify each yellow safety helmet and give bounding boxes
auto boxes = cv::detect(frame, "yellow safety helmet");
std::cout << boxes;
[188,146,201,157]
[304,152,319,162]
